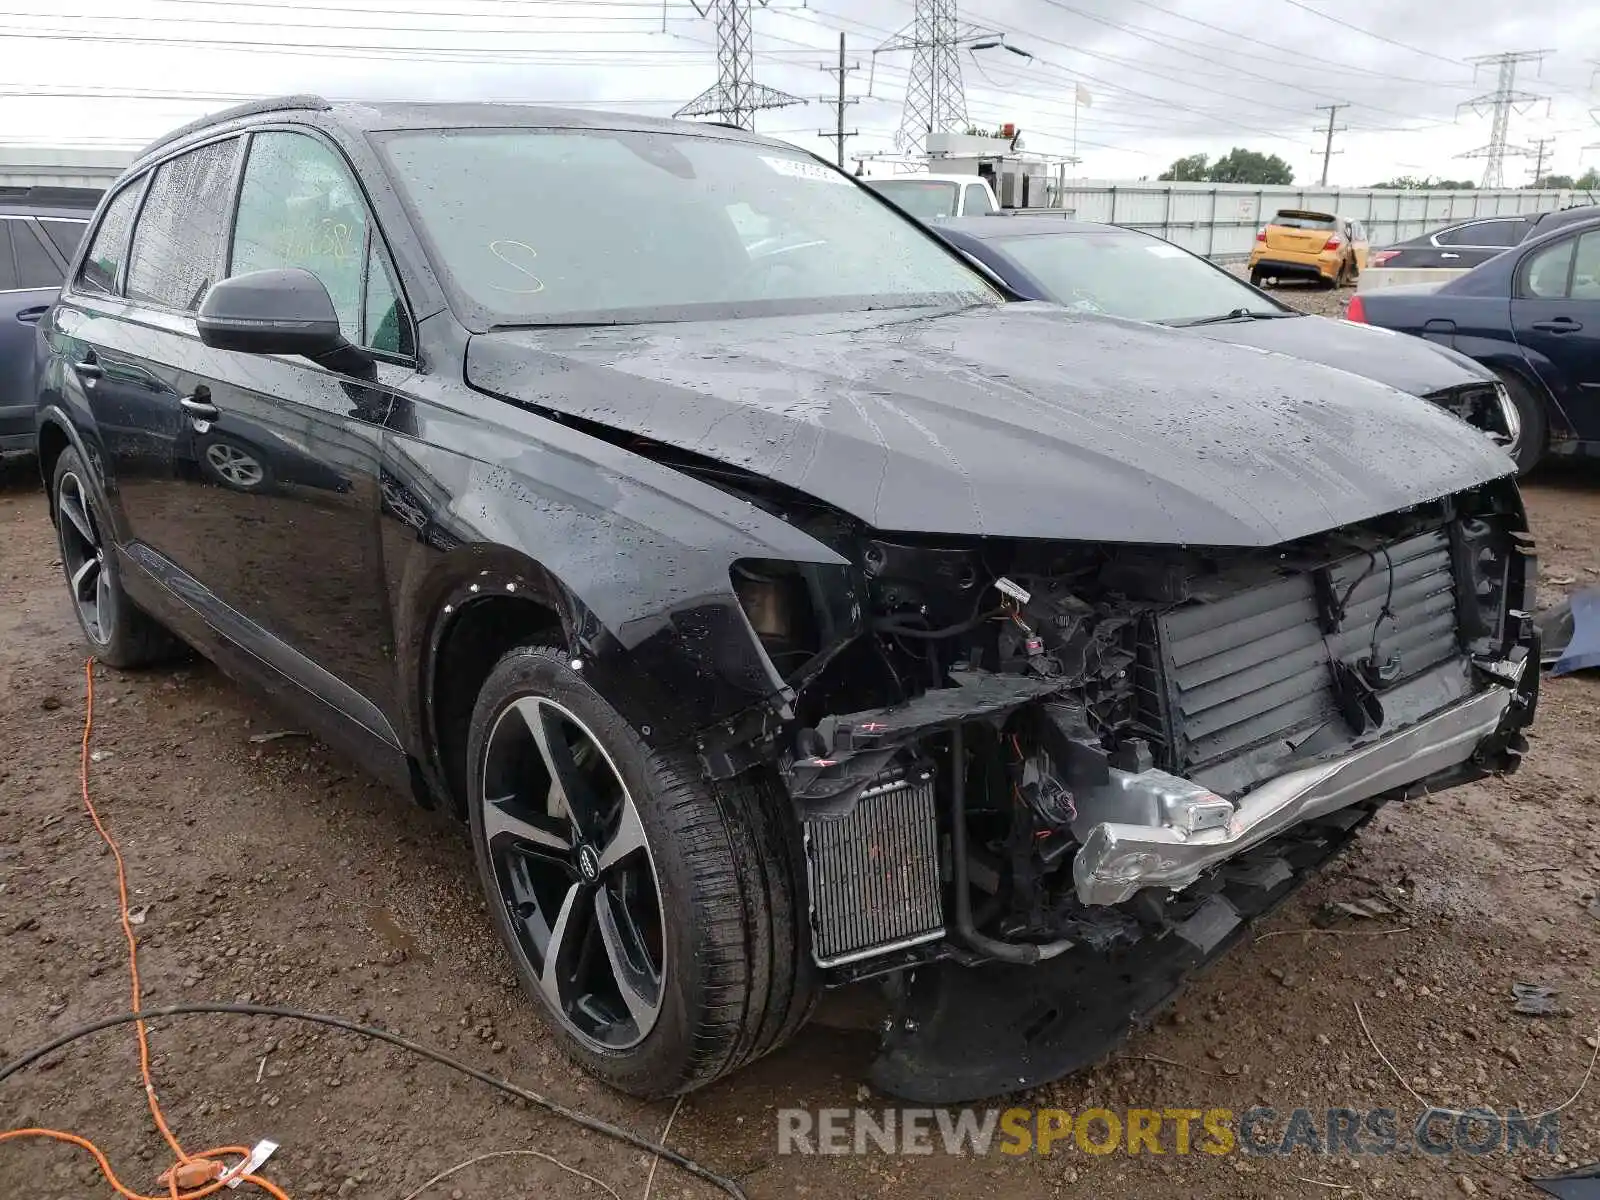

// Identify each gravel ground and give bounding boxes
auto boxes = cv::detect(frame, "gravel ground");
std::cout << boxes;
[1225,264,1354,318]
[1,453,1597,1200]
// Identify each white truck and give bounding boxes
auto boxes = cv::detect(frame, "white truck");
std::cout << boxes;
[862,173,1001,221]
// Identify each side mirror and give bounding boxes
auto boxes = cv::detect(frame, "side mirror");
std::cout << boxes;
[197,268,346,359]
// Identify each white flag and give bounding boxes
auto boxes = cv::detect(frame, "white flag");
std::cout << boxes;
[1075,84,1092,108]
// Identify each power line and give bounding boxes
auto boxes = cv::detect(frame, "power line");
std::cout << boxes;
[1528,136,1555,184]
[675,1,804,130]
[874,0,998,155]
[1457,50,1553,188]
[818,32,861,167]
[1314,102,1348,187]
[1274,0,1467,68]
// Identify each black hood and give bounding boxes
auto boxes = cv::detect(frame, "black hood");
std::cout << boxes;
[466,304,1514,547]
[1188,313,1491,396]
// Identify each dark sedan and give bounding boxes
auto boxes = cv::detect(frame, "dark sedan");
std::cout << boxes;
[930,216,1523,464]
[1365,204,1599,284]
[1347,215,1600,470]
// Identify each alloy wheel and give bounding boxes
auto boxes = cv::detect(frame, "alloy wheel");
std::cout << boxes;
[481,695,666,1051]
[205,442,265,489]
[57,471,111,645]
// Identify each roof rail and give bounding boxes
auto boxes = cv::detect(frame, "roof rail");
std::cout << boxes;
[135,94,332,163]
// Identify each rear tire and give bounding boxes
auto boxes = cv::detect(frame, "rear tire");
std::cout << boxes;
[1249,270,1266,289]
[1491,368,1548,475]
[466,645,816,1097]
[52,447,180,669]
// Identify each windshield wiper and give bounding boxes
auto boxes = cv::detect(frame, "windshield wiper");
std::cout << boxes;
[1173,308,1299,327]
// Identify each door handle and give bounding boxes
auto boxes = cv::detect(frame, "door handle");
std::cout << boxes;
[71,359,103,379]
[15,305,48,325]
[1439,252,1461,260]
[1531,319,1581,333]
[180,393,220,421]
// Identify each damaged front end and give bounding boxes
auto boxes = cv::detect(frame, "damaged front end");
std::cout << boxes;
[696,476,1538,1102]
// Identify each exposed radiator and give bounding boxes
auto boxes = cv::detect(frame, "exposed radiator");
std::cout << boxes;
[1151,527,1462,784]
[803,773,944,968]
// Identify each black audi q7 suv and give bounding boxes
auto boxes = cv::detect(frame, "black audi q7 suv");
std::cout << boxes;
[35,97,1539,1104]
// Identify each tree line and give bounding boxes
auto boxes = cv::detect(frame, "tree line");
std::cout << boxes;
[1155,149,1600,191]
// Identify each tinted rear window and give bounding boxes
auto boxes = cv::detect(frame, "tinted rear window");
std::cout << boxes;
[127,137,241,311]
[10,220,62,288]
[78,184,141,295]
[1270,211,1337,230]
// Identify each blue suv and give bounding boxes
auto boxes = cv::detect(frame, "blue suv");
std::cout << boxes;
[1,187,96,455]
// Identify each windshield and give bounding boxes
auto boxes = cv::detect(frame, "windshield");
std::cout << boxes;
[987,229,1290,324]
[377,129,996,326]
[864,179,963,221]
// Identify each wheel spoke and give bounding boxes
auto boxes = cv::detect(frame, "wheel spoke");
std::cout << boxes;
[94,572,111,637]
[483,792,572,856]
[598,798,648,873]
[535,882,585,1009]
[70,557,99,602]
[515,698,607,842]
[594,886,661,1029]
[60,492,95,548]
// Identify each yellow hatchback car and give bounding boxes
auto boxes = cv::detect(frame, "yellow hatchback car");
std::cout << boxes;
[1248,210,1368,288]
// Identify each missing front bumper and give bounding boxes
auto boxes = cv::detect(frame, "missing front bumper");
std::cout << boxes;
[1071,659,1526,906]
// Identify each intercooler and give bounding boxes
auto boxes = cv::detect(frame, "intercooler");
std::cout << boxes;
[803,772,944,968]
[1141,527,1465,795]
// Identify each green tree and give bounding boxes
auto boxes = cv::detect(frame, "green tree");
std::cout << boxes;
[1158,153,1209,182]
[1206,148,1294,185]
[1577,167,1600,191]
[1530,174,1574,189]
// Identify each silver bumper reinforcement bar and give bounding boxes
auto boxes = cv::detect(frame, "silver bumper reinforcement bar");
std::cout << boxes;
[1071,668,1520,906]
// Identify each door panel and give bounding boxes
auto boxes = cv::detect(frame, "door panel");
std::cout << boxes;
[1511,230,1600,442]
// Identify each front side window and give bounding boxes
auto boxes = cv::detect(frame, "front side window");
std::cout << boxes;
[964,183,995,217]
[1522,237,1575,299]
[988,229,1289,325]
[127,137,241,311]
[77,183,142,295]
[231,131,370,340]
[362,250,411,355]
[379,129,994,327]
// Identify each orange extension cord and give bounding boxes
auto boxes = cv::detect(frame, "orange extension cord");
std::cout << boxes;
[0,661,290,1200]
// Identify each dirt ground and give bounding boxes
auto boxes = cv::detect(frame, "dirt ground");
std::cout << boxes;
[2,407,1597,1198]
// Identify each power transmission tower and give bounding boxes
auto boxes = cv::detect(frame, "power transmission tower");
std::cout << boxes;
[1528,136,1555,185]
[819,33,861,168]
[676,0,804,131]
[1314,103,1348,187]
[1456,50,1552,188]
[873,0,1000,157]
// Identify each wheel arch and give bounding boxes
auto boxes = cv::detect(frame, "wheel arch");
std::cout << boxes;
[35,408,91,524]
[403,543,578,817]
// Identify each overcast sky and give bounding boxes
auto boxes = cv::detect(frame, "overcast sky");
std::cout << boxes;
[3,0,1599,187]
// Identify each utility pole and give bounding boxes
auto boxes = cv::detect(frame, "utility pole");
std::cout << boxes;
[1528,136,1555,185]
[873,0,1001,157]
[1456,50,1552,189]
[820,32,860,168]
[676,0,804,131]
[1314,103,1348,187]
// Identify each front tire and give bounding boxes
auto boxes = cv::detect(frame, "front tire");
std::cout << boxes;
[466,645,816,1097]
[52,447,178,668]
